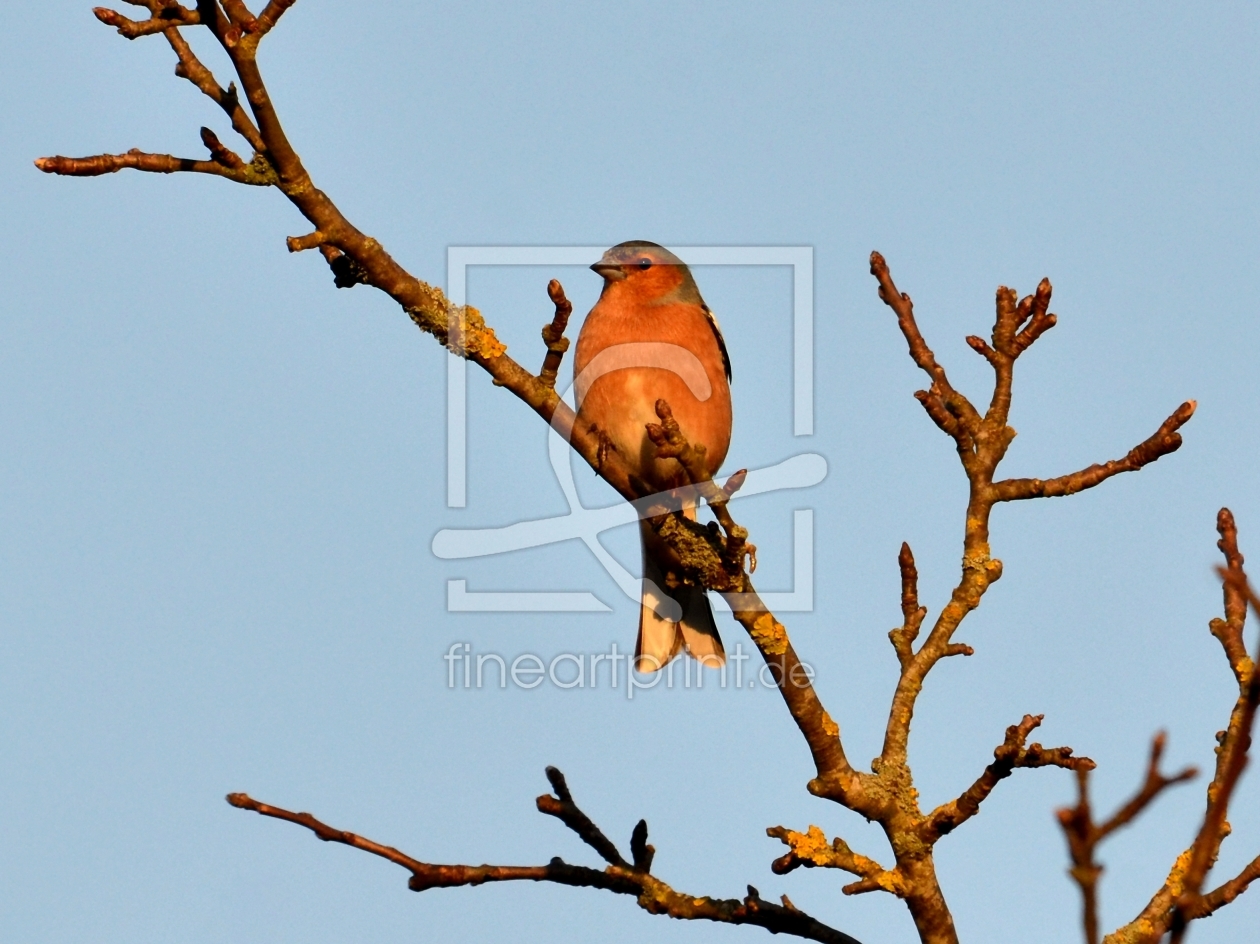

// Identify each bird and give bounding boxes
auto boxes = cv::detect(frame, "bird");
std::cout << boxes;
[573,241,732,673]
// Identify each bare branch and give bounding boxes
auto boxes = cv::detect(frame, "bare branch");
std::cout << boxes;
[862,254,1196,943]
[1191,852,1260,919]
[165,27,266,154]
[93,4,200,39]
[285,230,325,253]
[1210,507,1252,681]
[922,715,1093,845]
[1056,733,1195,944]
[889,542,928,669]
[869,251,982,445]
[1168,563,1260,942]
[254,0,298,34]
[537,279,572,390]
[630,819,655,873]
[34,147,274,184]
[228,775,865,944]
[1103,521,1257,944]
[1095,732,1197,843]
[199,126,245,169]
[989,400,1196,503]
[871,254,1192,788]
[535,766,627,868]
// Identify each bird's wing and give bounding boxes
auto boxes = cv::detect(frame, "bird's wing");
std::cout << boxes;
[701,303,732,382]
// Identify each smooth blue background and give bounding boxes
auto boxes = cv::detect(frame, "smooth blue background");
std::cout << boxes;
[4,3,1258,943]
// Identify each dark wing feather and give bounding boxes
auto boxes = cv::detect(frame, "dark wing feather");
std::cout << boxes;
[702,303,732,382]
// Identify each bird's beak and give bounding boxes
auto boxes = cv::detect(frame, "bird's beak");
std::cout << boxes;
[590,262,627,281]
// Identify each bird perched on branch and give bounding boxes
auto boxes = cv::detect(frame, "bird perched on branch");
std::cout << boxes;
[574,241,732,672]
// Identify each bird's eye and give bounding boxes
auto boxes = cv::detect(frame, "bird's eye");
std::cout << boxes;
[638,258,653,270]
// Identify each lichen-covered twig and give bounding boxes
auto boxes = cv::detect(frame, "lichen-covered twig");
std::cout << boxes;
[768,825,907,898]
[227,770,864,944]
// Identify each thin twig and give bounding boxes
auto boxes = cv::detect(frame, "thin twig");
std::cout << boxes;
[33,148,273,184]
[537,279,572,390]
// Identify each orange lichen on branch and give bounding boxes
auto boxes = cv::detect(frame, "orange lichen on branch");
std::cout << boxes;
[768,825,908,898]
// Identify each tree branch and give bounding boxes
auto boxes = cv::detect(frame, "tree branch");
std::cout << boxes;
[988,400,1196,503]
[768,825,908,898]
[227,772,865,944]
[535,766,627,868]
[1056,732,1196,944]
[1210,507,1252,682]
[254,0,298,35]
[922,714,1093,845]
[1168,562,1260,942]
[1102,512,1259,944]
[889,542,928,670]
[164,25,266,153]
[93,4,200,39]
[537,279,572,390]
[33,147,275,184]
[865,253,1193,944]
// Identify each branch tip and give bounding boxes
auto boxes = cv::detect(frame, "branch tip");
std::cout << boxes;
[544,765,572,802]
[286,231,326,253]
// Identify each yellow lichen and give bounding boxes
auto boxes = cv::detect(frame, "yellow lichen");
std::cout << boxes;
[790,825,832,864]
[240,152,279,187]
[749,613,788,655]
[821,711,840,738]
[407,302,508,360]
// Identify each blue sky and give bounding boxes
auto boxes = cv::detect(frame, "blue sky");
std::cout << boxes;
[4,3,1259,943]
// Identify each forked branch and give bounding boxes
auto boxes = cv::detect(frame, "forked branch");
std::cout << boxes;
[1057,733,1197,944]
[227,770,864,944]
[860,254,1192,944]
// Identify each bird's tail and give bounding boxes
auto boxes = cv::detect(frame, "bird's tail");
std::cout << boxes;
[636,520,724,673]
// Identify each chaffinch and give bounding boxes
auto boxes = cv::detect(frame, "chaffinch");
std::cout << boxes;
[574,241,732,672]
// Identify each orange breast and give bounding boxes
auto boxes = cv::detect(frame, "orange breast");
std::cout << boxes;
[574,297,731,492]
